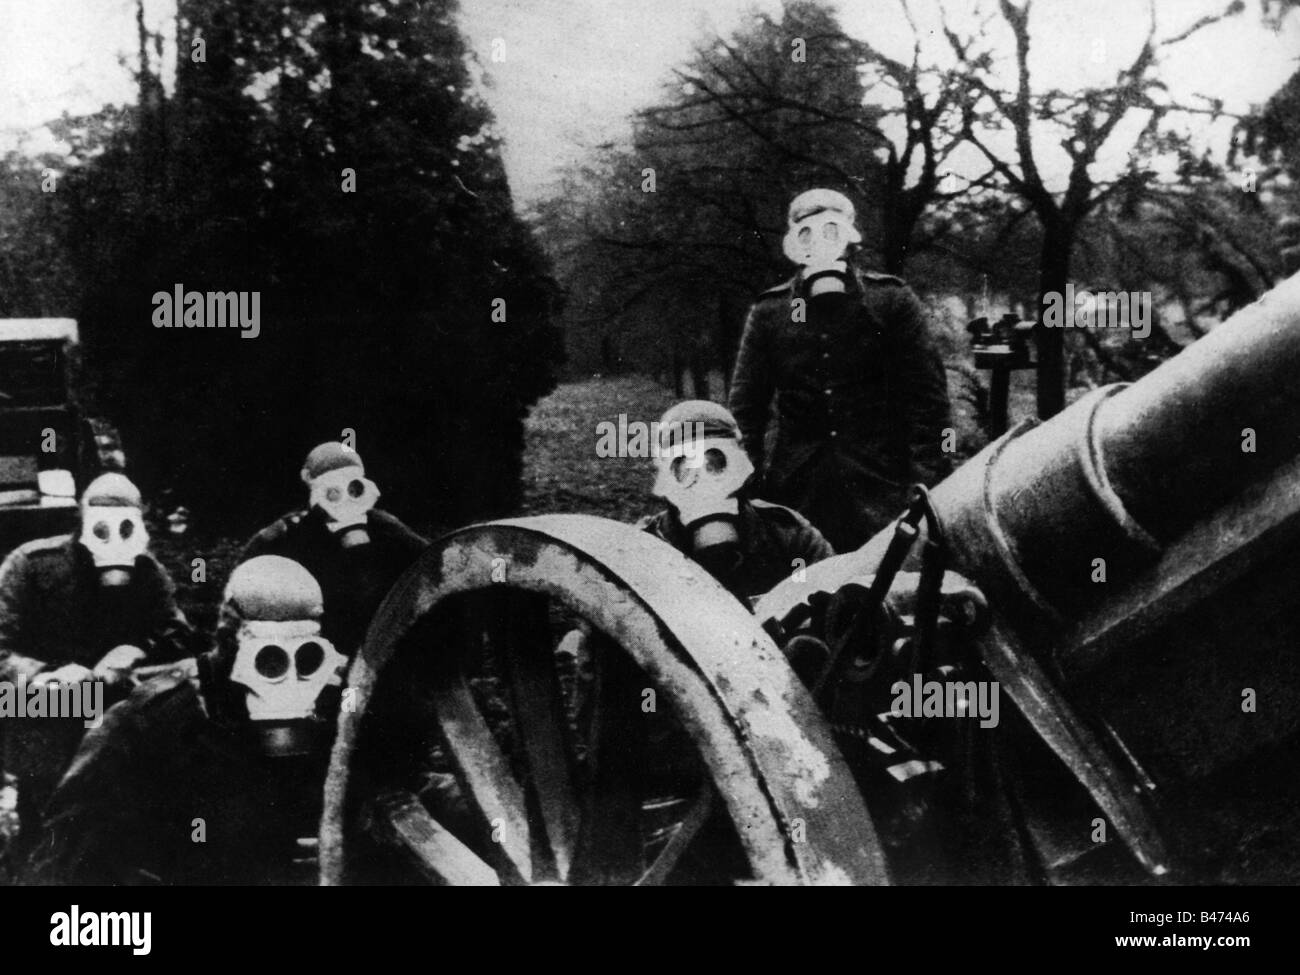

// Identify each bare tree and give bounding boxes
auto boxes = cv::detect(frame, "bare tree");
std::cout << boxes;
[645,0,969,274]
[944,0,1246,417]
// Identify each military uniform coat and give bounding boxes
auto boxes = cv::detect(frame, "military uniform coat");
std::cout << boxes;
[0,534,194,862]
[639,497,834,604]
[26,669,326,885]
[237,507,428,656]
[728,267,953,552]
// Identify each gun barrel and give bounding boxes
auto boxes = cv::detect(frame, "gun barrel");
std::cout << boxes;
[931,272,1300,630]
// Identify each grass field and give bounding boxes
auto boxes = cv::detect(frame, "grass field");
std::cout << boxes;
[519,374,684,524]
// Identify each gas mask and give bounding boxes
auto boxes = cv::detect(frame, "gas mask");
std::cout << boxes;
[308,467,379,547]
[79,506,148,587]
[229,618,348,755]
[230,618,348,722]
[783,189,863,296]
[652,437,754,573]
[222,554,343,757]
[783,210,861,295]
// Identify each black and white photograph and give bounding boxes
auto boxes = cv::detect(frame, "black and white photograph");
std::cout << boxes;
[0,0,1297,934]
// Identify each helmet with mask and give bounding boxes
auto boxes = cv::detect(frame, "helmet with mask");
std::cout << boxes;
[300,442,380,547]
[78,473,148,587]
[782,188,862,296]
[220,555,349,757]
[651,401,755,576]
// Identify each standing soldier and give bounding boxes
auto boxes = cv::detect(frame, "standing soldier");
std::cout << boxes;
[240,442,428,656]
[729,189,953,552]
[0,473,194,868]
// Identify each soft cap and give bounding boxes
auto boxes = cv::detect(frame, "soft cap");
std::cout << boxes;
[224,555,324,622]
[301,441,364,483]
[656,400,741,454]
[81,472,142,509]
[787,188,857,228]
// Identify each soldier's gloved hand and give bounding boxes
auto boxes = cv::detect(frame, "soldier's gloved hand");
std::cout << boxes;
[93,644,147,686]
[33,663,95,685]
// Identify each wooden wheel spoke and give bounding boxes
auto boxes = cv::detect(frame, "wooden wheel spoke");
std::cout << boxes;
[371,789,500,886]
[635,787,714,887]
[570,641,647,885]
[430,675,534,883]
[498,594,581,880]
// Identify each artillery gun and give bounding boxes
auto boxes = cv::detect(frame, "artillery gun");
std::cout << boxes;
[320,273,1300,885]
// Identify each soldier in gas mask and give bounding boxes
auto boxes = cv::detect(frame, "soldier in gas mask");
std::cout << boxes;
[570,402,837,870]
[729,188,953,552]
[27,555,352,884]
[639,400,833,604]
[0,473,194,868]
[241,442,427,655]
[562,402,832,688]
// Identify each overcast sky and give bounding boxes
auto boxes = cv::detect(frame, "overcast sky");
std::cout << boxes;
[2,0,1297,204]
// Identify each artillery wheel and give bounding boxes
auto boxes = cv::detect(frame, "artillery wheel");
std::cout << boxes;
[320,515,887,885]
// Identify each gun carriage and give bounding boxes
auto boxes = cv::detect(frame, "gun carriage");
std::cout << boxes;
[320,274,1300,885]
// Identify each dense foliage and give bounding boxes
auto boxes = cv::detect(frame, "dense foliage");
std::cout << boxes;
[9,0,562,531]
